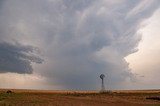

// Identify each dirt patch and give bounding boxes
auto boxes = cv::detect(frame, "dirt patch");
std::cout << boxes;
[146,97,160,101]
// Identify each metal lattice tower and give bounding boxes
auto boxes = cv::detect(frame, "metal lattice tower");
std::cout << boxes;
[100,74,105,92]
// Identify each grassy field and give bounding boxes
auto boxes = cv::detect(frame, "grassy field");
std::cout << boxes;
[0,89,160,106]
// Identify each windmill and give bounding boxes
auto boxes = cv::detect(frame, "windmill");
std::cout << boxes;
[100,74,106,92]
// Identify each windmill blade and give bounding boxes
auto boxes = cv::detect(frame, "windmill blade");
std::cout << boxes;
[100,74,105,79]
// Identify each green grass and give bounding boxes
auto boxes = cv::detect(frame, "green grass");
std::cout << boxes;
[0,93,10,101]
[0,92,44,106]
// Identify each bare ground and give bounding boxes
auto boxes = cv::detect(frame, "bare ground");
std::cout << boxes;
[0,89,160,106]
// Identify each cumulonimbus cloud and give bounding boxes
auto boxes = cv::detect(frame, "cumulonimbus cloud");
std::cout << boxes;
[0,0,159,90]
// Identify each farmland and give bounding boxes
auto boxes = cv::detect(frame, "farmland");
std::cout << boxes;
[0,89,160,106]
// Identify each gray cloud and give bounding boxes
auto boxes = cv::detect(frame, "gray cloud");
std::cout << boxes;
[0,42,43,74]
[0,0,159,90]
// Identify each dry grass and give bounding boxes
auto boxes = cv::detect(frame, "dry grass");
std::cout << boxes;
[0,89,160,106]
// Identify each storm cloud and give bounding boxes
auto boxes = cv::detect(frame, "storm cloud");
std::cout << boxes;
[0,0,160,90]
[0,42,43,74]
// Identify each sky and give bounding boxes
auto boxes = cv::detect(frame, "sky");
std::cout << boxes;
[0,0,160,90]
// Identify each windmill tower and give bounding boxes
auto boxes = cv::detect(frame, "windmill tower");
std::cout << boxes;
[100,74,106,92]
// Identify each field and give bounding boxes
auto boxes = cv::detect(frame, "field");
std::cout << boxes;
[0,89,160,106]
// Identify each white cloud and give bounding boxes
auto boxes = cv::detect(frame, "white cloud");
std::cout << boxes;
[126,8,160,89]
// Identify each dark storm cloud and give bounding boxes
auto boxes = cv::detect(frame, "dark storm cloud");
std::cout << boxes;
[0,42,43,74]
[0,0,159,90]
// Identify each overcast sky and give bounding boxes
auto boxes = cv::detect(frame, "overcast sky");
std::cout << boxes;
[0,0,160,90]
